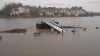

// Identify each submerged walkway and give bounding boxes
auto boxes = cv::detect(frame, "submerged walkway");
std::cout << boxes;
[43,20,65,33]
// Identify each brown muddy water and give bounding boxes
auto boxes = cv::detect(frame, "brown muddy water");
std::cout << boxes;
[0,17,100,56]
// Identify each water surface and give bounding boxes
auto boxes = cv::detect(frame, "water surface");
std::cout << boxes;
[0,17,100,56]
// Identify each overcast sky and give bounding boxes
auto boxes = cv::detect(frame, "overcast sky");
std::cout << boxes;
[0,0,100,12]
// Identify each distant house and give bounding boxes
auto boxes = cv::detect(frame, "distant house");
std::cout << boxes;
[10,6,30,16]
[70,7,87,16]
[39,8,55,17]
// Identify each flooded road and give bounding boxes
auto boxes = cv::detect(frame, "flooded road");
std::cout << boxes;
[0,17,100,56]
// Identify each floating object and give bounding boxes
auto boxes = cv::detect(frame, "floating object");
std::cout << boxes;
[36,21,51,29]
[83,28,87,31]
[62,26,82,28]
[0,36,2,40]
[72,30,75,32]
[34,32,40,35]
[96,27,99,29]
[0,28,27,33]
[33,32,41,37]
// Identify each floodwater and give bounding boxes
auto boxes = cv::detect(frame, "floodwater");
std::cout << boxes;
[0,17,100,56]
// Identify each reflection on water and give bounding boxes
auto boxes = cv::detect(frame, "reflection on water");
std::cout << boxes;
[0,17,100,56]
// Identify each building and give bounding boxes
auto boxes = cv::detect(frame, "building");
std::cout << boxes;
[10,6,30,16]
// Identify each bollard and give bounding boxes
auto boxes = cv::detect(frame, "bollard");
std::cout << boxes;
[0,36,2,40]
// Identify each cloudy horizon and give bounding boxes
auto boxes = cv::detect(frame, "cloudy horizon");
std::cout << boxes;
[0,0,100,12]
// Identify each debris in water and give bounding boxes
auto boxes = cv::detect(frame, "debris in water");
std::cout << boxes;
[83,28,87,31]
[72,30,75,32]
[96,27,99,29]
[0,36,2,40]
[0,28,27,33]
[33,32,41,37]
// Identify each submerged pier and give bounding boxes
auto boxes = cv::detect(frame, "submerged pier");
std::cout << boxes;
[36,20,65,33]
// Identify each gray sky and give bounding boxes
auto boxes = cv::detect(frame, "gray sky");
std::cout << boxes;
[0,0,100,12]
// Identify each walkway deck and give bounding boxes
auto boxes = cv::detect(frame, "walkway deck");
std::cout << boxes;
[43,21,65,33]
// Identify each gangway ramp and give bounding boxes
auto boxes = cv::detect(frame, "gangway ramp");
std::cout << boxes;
[43,21,65,33]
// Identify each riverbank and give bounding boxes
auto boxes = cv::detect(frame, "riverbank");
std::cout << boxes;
[0,15,95,19]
